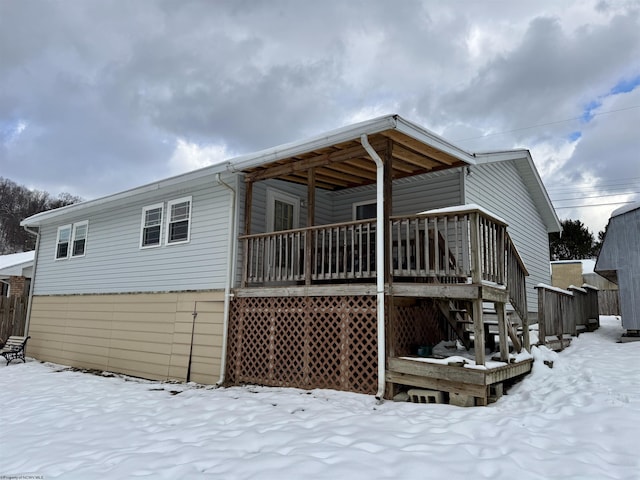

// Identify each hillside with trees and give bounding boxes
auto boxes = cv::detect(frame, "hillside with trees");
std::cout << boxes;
[0,177,81,254]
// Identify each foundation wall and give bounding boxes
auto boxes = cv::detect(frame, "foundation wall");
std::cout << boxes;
[27,290,225,384]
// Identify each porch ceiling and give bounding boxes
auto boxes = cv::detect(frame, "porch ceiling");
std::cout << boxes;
[242,129,469,190]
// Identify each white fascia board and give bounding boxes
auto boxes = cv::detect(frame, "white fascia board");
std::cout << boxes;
[21,164,230,227]
[0,261,33,277]
[394,116,476,164]
[0,251,35,270]
[226,114,400,172]
[226,114,478,172]
[473,150,561,233]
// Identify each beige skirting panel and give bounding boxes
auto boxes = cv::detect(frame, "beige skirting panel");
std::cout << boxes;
[26,290,225,385]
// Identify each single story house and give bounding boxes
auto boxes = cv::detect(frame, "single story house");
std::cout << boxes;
[595,202,640,337]
[21,114,560,404]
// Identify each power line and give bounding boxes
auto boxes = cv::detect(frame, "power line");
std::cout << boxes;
[548,186,640,195]
[454,104,640,142]
[547,177,640,191]
[555,200,636,210]
[546,177,640,191]
[552,191,640,202]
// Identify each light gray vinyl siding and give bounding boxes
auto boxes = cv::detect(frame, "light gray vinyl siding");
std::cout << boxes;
[248,179,333,234]
[595,209,640,330]
[34,178,234,295]
[331,170,464,222]
[465,161,551,314]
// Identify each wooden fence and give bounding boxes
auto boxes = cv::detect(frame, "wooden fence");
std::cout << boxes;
[598,290,620,315]
[0,295,27,343]
[535,284,600,350]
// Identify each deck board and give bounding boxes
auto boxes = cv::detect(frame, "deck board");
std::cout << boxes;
[387,357,533,400]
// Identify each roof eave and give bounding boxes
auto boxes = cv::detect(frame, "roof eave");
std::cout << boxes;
[227,114,401,172]
[21,163,229,227]
[394,116,475,164]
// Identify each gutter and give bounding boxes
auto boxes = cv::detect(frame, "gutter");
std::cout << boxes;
[227,115,399,173]
[214,173,237,386]
[22,226,41,336]
[360,134,386,402]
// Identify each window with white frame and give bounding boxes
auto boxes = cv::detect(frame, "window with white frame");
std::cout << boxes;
[353,200,376,220]
[55,225,72,259]
[71,221,89,257]
[166,196,192,244]
[266,189,299,232]
[140,203,163,248]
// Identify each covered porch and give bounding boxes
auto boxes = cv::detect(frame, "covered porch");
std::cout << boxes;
[227,116,533,403]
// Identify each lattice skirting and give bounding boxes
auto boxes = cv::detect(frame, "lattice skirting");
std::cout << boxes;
[227,295,378,395]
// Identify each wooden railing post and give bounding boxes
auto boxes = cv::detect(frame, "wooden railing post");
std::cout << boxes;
[469,212,483,284]
[496,302,509,361]
[241,180,253,288]
[305,168,315,285]
[497,225,506,285]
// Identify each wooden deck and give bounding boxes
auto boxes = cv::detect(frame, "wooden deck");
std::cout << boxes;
[387,356,533,406]
[231,207,533,403]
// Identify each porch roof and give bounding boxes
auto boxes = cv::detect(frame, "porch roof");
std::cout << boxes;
[232,114,474,190]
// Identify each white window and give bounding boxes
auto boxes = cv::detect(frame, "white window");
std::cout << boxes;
[266,189,299,232]
[166,196,192,244]
[55,225,72,259]
[353,200,376,220]
[71,221,89,257]
[140,203,164,248]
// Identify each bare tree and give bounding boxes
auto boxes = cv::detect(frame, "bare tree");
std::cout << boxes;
[0,177,82,253]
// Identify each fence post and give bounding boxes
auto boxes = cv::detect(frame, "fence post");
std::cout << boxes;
[535,285,546,345]
[583,284,600,330]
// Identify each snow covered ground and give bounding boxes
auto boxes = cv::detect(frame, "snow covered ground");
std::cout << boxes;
[1,316,639,479]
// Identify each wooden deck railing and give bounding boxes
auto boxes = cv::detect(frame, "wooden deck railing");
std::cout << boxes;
[506,233,529,321]
[241,208,528,295]
[242,219,378,285]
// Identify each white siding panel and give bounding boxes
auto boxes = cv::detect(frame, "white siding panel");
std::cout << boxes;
[465,162,551,313]
[246,179,333,234]
[34,181,233,295]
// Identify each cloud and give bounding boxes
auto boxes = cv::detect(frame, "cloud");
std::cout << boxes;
[0,0,638,236]
[168,138,231,175]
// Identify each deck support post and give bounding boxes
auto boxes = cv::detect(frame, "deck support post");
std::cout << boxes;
[242,180,253,288]
[521,311,531,352]
[469,212,485,366]
[305,168,315,285]
[472,299,486,366]
[496,302,509,361]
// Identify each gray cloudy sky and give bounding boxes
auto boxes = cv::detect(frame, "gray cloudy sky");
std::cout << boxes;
[1,0,639,234]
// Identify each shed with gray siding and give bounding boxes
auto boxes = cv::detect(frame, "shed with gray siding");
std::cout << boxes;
[595,203,640,332]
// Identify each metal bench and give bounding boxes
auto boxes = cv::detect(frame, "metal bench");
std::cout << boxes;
[1,336,31,365]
